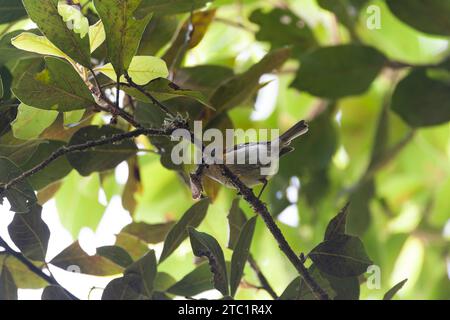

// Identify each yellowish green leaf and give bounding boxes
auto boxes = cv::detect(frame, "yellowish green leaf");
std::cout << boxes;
[63,110,85,127]
[97,56,168,85]
[57,1,89,39]
[11,32,68,59]
[12,103,59,140]
[89,20,106,53]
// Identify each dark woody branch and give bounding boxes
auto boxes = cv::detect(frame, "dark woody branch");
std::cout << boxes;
[0,127,172,193]
[0,236,78,300]
[123,73,176,117]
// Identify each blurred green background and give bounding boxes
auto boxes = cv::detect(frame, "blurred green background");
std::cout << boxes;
[1,0,449,300]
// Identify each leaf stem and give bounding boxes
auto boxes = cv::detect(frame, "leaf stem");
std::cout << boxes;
[248,254,278,299]
[88,68,140,128]
[124,73,176,117]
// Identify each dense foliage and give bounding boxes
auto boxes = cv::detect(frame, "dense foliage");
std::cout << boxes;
[0,0,449,300]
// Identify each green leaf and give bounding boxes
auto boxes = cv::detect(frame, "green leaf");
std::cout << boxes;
[135,0,212,17]
[0,31,39,67]
[159,199,210,263]
[42,285,74,300]
[138,16,179,56]
[291,45,386,98]
[230,216,257,297]
[97,55,168,85]
[167,262,214,297]
[309,234,372,277]
[20,140,72,191]
[226,198,247,249]
[121,221,176,244]
[66,126,137,176]
[8,204,50,261]
[64,110,85,127]
[249,8,318,56]
[121,157,139,216]
[386,0,450,36]
[102,250,158,300]
[320,273,360,300]
[124,250,157,297]
[57,1,89,39]
[0,140,42,170]
[49,241,124,276]
[174,65,234,98]
[324,203,350,241]
[9,53,43,86]
[0,0,26,23]
[97,246,134,268]
[383,279,408,300]
[391,69,450,127]
[115,232,149,261]
[55,171,106,237]
[12,57,95,111]
[0,108,16,138]
[11,32,68,60]
[94,0,153,77]
[89,20,106,53]
[12,103,58,140]
[317,0,366,32]
[210,47,291,112]
[22,0,91,66]
[124,78,213,109]
[0,156,37,213]
[154,272,176,292]
[0,255,46,289]
[102,275,148,300]
[0,266,17,300]
[162,10,216,70]
[279,267,335,300]
[188,227,229,296]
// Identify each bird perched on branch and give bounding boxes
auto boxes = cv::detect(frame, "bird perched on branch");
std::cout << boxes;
[191,120,309,199]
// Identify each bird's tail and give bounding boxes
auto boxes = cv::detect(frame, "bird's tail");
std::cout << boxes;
[278,120,309,145]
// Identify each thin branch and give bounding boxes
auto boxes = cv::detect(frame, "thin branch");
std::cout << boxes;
[0,237,78,300]
[248,254,278,299]
[115,75,121,123]
[88,68,141,128]
[385,60,438,70]
[88,67,103,96]
[124,73,176,117]
[0,127,172,193]
[214,17,255,33]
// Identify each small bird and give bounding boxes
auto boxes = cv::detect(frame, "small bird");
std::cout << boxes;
[201,120,309,198]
